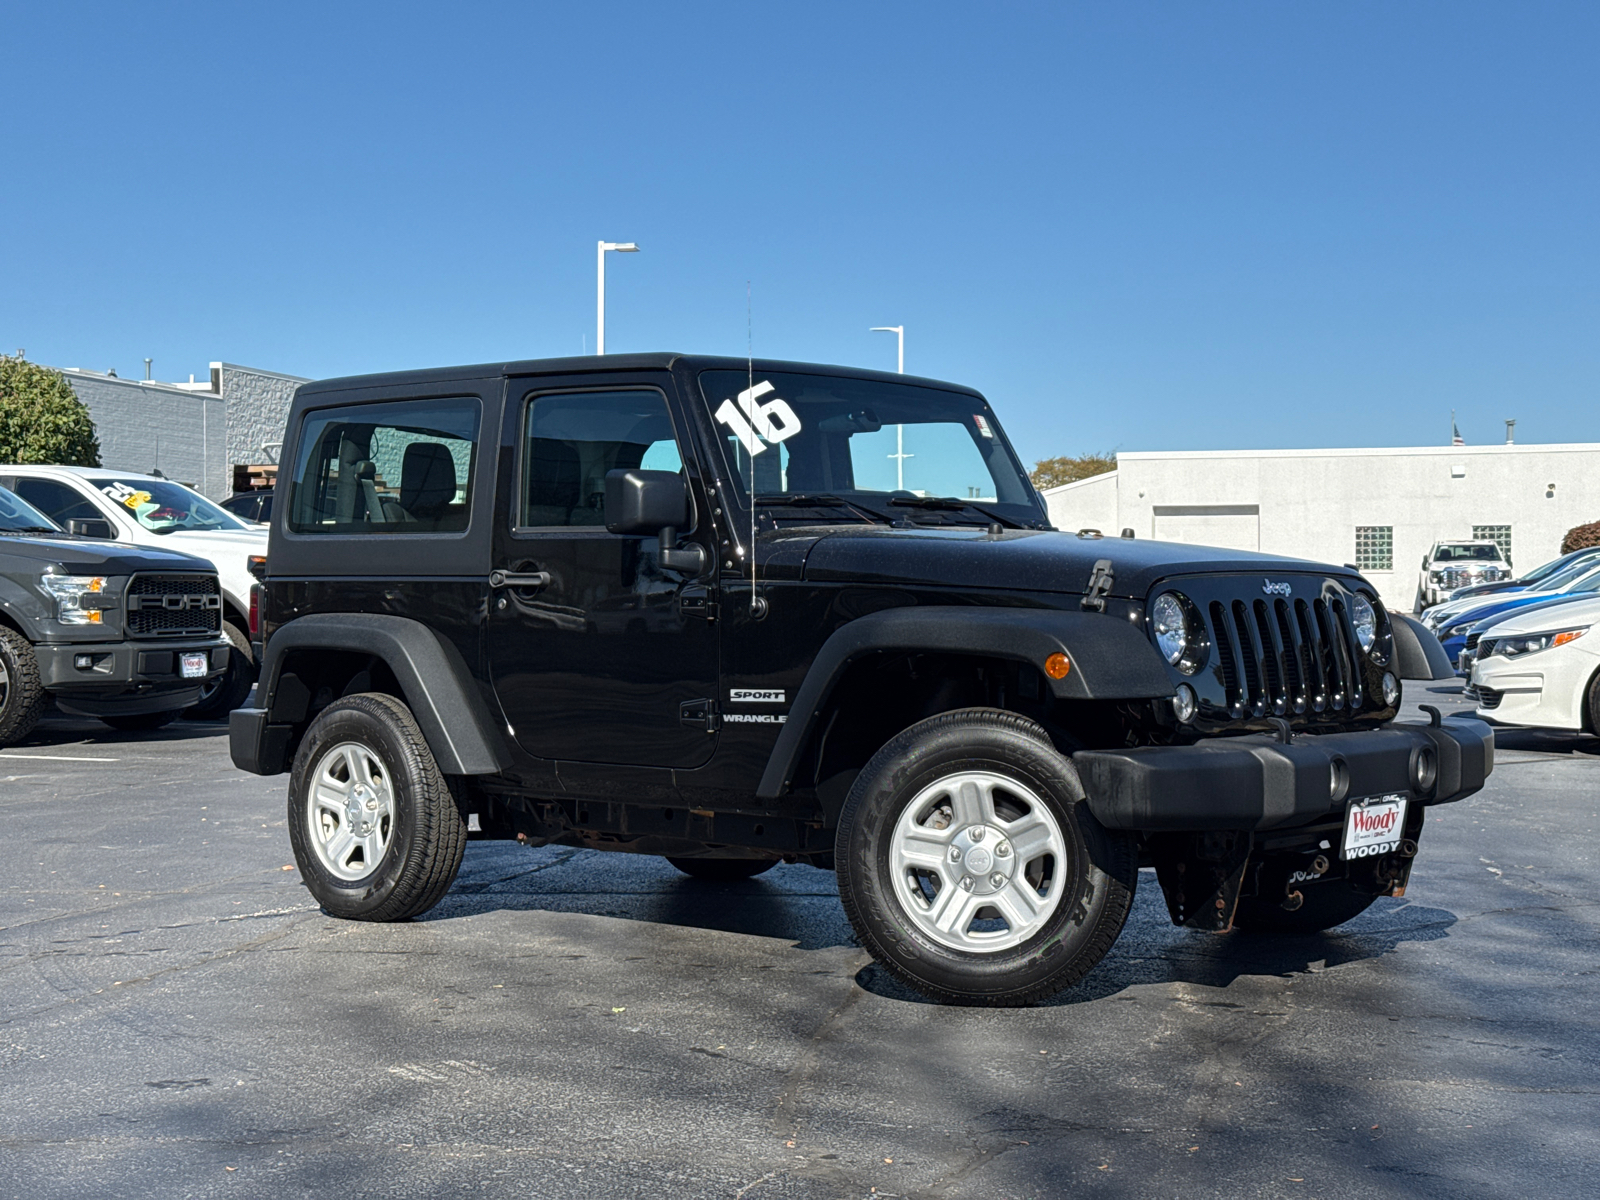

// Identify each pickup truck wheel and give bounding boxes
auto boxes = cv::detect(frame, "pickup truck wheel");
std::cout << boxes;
[287,693,466,921]
[1233,878,1379,934]
[0,628,46,747]
[665,856,777,881]
[185,624,256,719]
[101,709,181,732]
[837,708,1138,1006]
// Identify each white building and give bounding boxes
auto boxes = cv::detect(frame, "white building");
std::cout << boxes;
[56,362,308,500]
[1042,442,1600,613]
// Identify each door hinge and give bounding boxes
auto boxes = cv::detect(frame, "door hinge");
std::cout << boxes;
[1081,558,1115,612]
[679,586,718,622]
[679,698,720,732]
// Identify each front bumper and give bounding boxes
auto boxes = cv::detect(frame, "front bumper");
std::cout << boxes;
[1074,718,1493,832]
[38,636,230,716]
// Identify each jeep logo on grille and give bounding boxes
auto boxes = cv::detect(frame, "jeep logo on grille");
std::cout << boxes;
[1261,579,1292,597]
[131,594,222,612]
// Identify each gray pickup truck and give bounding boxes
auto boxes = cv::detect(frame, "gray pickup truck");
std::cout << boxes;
[0,485,230,742]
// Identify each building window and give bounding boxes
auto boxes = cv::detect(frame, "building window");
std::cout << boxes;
[1355,526,1393,572]
[1474,524,1512,564]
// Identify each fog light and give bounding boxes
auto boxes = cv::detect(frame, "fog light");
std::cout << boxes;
[74,654,93,669]
[1382,672,1401,706]
[1172,683,1197,723]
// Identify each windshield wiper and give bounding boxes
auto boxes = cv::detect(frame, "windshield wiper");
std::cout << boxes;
[755,495,889,524]
[0,525,62,535]
[887,496,1027,529]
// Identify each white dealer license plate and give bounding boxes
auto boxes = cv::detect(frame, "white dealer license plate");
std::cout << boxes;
[1342,794,1408,860]
[180,652,209,679]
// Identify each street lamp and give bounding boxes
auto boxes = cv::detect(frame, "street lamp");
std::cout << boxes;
[597,240,640,355]
[871,325,910,489]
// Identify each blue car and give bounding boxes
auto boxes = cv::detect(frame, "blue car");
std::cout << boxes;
[1436,563,1600,671]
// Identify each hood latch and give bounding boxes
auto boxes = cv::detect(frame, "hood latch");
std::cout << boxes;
[1081,558,1114,612]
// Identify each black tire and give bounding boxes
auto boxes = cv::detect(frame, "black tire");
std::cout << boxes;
[287,692,466,922]
[0,627,46,747]
[836,708,1138,1006]
[185,624,257,720]
[1585,667,1600,736]
[100,709,182,732]
[665,856,778,881]
[1233,877,1380,934]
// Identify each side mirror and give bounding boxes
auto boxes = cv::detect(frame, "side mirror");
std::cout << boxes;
[67,518,116,539]
[603,469,706,574]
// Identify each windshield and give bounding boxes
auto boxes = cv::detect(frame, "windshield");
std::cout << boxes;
[698,370,1042,526]
[1532,559,1600,592]
[1433,544,1503,562]
[0,486,62,533]
[97,479,248,535]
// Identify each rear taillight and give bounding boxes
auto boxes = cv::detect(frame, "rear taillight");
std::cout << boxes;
[249,583,260,635]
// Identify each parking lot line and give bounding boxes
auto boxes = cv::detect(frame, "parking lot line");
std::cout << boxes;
[0,753,122,762]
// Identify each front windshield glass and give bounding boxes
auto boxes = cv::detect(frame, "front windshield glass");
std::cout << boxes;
[1434,544,1502,562]
[1532,560,1600,592]
[0,486,62,533]
[698,370,1042,525]
[96,479,247,535]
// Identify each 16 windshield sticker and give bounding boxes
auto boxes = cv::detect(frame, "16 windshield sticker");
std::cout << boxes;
[713,380,802,457]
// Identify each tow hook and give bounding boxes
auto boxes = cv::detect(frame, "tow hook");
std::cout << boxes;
[1280,890,1305,912]
[1281,854,1330,910]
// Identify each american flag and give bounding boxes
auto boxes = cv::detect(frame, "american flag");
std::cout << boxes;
[1451,411,1464,446]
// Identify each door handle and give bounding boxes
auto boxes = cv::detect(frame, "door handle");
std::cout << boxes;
[489,569,552,589]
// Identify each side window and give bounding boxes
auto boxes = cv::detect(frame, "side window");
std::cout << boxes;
[288,397,479,534]
[13,478,103,525]
[520,390,684,529]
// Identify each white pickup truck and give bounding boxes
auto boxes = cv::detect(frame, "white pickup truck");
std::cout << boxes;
[0,466,266,717]
[1418,540,1513,610]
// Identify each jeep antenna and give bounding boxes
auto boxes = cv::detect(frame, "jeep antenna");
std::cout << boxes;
[746,281,767,618]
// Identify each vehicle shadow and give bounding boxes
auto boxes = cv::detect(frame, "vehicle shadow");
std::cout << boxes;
[7,710,221,749]
[1488,726,1600,757]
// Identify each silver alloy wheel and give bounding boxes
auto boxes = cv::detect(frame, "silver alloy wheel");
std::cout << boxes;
[306,740,396,882]
[889,770,1069,953]
[0,657,8,707]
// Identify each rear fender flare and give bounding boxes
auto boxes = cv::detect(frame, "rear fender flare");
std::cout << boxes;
[755,606,1174,800]
[261,613,510,775]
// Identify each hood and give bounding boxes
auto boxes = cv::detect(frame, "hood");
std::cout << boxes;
[793,526,1362,599]
[153,528,267,551]
[0,534,215,574]
[1472,593,1600,636]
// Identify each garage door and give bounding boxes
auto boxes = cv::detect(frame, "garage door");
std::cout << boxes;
[1151,504,1260,552]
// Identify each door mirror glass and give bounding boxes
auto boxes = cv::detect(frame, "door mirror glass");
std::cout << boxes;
[604,469,688,535]
[67,518,116,539]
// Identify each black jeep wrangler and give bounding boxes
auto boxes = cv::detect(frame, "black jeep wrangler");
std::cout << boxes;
[231,354,1490,1005]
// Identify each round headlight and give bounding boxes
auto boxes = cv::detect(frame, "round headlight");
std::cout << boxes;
[1350,592,1378,654]
[1151,592,1188,665]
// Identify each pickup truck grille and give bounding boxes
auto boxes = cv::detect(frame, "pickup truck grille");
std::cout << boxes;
[125,574,222,637]
[1207,594,1364,718]
[1437,566,1508,589]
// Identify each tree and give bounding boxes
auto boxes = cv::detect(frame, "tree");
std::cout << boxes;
[0,355,101,466]
[1561,520,1600,555]
[1030,452,1116,491]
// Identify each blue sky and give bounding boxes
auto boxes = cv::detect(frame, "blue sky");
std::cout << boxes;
[4,2,1597,465]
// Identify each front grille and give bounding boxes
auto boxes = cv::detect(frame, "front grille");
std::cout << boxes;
[1477,686,1503,710]
[1465,631,1483,651]
[1204,593,1365,719]
[125,573,222,637]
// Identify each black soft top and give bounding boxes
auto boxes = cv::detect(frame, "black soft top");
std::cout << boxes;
[292,354,985,401]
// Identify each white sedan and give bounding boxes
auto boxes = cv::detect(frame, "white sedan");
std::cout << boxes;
[1470,595,1600,732]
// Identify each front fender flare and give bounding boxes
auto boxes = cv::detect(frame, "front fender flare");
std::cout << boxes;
[755,606,1174,800]
[253,613,510,776]
[1391,613,1456,681]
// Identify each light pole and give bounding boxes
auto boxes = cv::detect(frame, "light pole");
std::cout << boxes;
[597,240,640,355]
[871,325,909,489]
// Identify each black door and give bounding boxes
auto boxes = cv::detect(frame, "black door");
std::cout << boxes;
[487,382,719,769]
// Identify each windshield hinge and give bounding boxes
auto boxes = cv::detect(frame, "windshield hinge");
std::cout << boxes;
[1081,558,1115,612]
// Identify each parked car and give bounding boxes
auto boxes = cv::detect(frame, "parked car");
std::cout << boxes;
[1426,563,1600,670]
[0,485,228,744]
[230,352,1486,1006]
[0,466,265,717]
[1444,545,1600,606]
[1418,540,1513,610]
[221,491,273,524]
[1469,594,1600,732]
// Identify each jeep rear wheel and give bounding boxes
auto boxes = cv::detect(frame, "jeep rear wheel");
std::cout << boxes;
[837,708,1137,1006]
[287,692,466,921]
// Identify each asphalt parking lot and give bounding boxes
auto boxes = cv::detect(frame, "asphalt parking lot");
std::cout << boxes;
[3,687,1598,1200]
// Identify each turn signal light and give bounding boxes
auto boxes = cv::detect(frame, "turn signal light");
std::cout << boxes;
[1554,630,1585,648]
[1044,652,1071,680]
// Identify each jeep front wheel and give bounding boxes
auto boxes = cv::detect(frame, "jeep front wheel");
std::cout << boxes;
[836,709,1137,1006]
[287,693,466,921]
